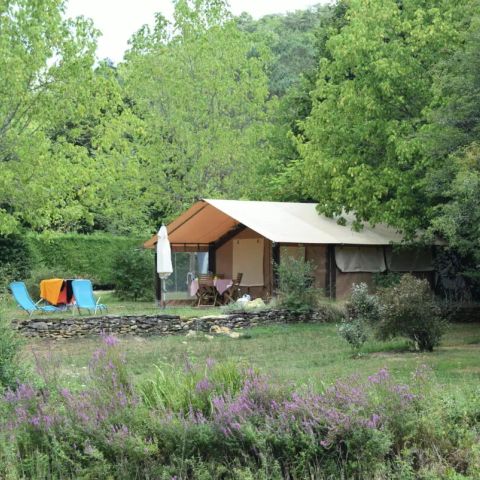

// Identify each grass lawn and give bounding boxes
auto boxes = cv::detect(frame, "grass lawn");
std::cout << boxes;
[21,321,480,392]
[3,291,479,392]
[1,291,220,321]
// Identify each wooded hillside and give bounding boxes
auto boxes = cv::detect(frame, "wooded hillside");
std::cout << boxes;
[2,0,480,292]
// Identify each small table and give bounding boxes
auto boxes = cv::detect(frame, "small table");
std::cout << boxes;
[190,277,233,305]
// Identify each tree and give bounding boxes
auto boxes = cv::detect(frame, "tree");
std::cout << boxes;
[423,6,480,249]
[268,1,349,200]
[419,7,480,297]
[0,0,97,233]
[422,9,480,161]
[0,0,149,235]
[121,0,275,223]
[236,5,329,98]
[296,0,470,234]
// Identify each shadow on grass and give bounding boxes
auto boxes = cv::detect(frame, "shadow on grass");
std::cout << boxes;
[360,339,412,355]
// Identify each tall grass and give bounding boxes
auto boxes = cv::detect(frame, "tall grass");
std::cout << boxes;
[1,334,480,479]
[140,359,246,413]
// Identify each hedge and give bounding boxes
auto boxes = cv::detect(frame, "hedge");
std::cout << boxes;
[0,235,33,289]
[26,233,150,287]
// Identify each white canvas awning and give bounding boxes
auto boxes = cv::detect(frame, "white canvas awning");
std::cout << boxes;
[144,199,410,248]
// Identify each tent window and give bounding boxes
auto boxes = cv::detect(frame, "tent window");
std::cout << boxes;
[335,246,386,273]
[385,247,434,272]
[232,238,264,286]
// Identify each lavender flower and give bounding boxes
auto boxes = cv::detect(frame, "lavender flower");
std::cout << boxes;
[195,378,213,393]
[102,333,119,347]
[206,357,216,369]
[368,368,390,384]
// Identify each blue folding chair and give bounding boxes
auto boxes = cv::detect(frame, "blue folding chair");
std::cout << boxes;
[9,282,60,316]
[71,279,107,315]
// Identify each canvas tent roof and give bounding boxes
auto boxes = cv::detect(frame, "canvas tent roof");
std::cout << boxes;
[144,199,410,248]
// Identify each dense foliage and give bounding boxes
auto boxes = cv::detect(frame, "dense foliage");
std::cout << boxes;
[121,1,278,222]
[0,235,32,290]
[0,335,479,478]
[377,275,447,352]
[112,248,154,301]
[275,257,317,313]
[27,233,145,287]
[339,283,379,351]
[0,314,24,391]
[2,0,480,293]
[340,278,447,352]
[0,233,147,293]
[0,0,147,234]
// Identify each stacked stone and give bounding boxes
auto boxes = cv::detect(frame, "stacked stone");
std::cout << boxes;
[14,308,339,339]
[15,314,183,339]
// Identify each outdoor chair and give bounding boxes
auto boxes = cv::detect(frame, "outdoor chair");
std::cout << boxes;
[9,281,60,316]
[71,279,107,315]
[221,272,243,304]
[196,274,219,306]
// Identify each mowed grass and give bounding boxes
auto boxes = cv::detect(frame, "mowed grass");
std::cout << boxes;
[21,322,480,392]
[1,291,219,321]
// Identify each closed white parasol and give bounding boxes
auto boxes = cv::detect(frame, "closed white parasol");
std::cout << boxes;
[156,225,173,307]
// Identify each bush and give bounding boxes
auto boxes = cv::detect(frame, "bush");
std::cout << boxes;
[373,271,402,289]
[319,302,346,323]
[339,283,379,351]
[376,274,447,352]
[3,347,479,479]
[275,257,318,313]
[112,248,154,301]
[0,235,32,292]
[140,359,247,415]
[338,317,369,351]
[0,314,24,390]
[346,282,380,324]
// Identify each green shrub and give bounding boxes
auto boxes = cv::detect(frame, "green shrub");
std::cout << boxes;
[0,264,17,296]
[376,274,447,352]
[0,235,32,292]
[373,271,402,289]
[0,313,24,390]
[346,282,380,324]
[338,317,369,351]
[140,359,246,415]
[275,257,317,313]
[26,233,145,287]
[112,248,154,301]
[319,302,346,323]
[339,283,378,351]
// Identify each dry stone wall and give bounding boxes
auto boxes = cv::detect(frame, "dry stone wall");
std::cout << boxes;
[14,309,338,339]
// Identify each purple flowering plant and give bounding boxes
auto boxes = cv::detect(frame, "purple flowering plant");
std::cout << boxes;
[0,333,448,479]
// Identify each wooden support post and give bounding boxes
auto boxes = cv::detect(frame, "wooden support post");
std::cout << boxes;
[272,242,280,292]
[208,243,216,274]
[154,252,161,305]
[325,245,336,300]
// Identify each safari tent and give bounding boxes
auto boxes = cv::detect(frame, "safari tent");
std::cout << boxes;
[144,199,435,301]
